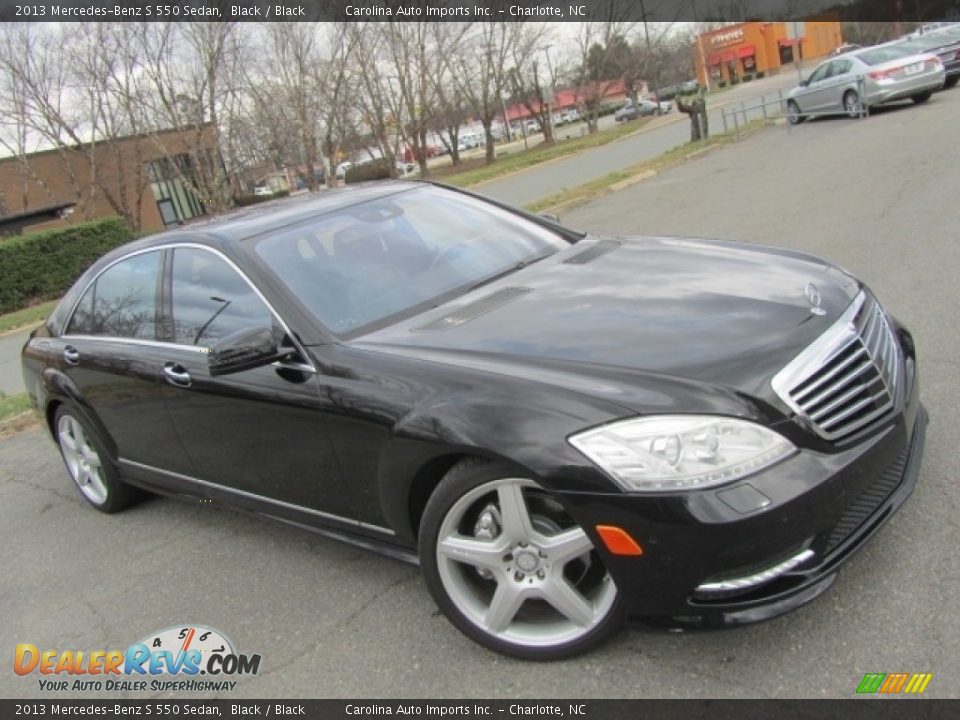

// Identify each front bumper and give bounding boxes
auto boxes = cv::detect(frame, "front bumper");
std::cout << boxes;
[559,354,926,627]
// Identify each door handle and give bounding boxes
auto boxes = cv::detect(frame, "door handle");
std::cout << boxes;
[63,346,80,365]
[163,362,192,388]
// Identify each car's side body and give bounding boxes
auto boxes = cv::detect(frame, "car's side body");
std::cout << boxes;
[787,47,945,117]
[22,182,926,645]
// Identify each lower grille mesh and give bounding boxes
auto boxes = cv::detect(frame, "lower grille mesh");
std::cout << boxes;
[824,443,910,554]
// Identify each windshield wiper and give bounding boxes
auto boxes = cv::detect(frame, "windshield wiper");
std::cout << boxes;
[468,250,555,292]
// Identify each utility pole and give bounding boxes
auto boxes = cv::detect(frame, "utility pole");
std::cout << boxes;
[690,0,711,92]
[640,0,662,113]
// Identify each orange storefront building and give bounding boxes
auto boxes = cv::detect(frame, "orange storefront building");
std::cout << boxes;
[693,20,845,87]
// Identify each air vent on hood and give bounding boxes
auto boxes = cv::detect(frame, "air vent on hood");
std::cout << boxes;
[563,239,623,265]
[412,287,532,332]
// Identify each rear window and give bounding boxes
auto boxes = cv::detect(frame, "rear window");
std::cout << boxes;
[855,46,916,66]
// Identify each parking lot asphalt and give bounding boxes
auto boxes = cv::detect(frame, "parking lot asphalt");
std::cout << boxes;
[3,87,959,700]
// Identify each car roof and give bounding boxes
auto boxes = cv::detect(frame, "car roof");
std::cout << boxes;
[142,180,420,246]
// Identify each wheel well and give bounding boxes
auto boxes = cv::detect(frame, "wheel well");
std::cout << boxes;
[406,453,473,538]
[45,400,62,438]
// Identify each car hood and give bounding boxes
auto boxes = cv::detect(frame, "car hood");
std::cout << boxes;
[352,236,860,415]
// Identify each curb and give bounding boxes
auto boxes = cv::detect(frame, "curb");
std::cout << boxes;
[0,410,39,438]
[609,169,658,192]
[0,322,40,340]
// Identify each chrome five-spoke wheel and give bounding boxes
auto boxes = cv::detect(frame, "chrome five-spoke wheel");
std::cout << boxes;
[58,413,108,505]
[421,463,621,659]
[53,406,140,513]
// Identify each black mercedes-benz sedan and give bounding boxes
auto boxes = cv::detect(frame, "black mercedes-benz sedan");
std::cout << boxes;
[21,182,926,659]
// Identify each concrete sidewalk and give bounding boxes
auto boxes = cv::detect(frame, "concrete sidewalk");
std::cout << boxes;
[0,328,32,395]
[474,73,800,208]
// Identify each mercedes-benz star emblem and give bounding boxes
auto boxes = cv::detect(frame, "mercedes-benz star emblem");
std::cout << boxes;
[805,282,826,315]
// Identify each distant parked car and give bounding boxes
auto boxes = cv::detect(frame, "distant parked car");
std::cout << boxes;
[785,44,945,123]
[614,99,670,122]
[560,108,581,124]
[335,162,353,179]
[524,119,541,134]
[830,43,863,57]
[894,26,960,88]
[402,145,440,163]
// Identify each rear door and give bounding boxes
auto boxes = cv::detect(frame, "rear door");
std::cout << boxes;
[58,248,195,475]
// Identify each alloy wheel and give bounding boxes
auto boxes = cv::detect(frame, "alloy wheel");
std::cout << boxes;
[57,414,108,505]
[435,478,617,649]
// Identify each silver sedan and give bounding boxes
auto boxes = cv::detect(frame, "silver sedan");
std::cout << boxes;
[786,44,945,123]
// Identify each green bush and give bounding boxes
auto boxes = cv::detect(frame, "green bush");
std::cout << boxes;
[0,217,132,315]
[345,158,393,184]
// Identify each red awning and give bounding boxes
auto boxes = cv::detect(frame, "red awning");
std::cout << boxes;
[778,38,799,46]
[707,53,722,65]
[721,50,737,63]
[738,44,756,58]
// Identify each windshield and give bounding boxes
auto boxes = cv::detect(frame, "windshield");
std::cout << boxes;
[252,186,569,336]
[855,45,917,66]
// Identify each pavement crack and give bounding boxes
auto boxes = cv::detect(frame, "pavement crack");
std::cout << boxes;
[2,474,76,502]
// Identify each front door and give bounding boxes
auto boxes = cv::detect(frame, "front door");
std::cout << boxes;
[157,245,354,518]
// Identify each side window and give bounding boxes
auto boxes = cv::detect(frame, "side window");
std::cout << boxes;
[170,248,273,346]
[833,59,853,76]
[66,251,161,339]
[808,64,830,84]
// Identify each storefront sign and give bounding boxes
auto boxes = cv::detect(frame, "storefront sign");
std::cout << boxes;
[710,27,744,47]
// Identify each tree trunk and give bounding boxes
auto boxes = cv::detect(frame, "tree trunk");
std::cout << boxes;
[483,118,495,164]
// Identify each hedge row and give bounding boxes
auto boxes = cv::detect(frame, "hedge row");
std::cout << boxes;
[0,217,133,315]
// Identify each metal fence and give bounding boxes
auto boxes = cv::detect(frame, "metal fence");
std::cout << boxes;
[718,77,870,141]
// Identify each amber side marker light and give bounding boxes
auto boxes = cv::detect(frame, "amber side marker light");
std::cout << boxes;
[595,525,644,556]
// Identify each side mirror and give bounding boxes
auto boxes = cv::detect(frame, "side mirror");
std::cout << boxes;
[538,212,561,224]
[208,325,293,376]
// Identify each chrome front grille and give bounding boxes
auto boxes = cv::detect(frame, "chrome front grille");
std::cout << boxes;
[772,292,901,441]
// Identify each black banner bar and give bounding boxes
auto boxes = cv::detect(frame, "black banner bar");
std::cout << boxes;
[1,0,959,23]
[2,700,959,719]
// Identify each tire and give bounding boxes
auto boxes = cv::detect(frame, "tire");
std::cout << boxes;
[418,459,623,660]
[945,76,959,89]
[54,405,141,513]
[843,90,863,118]
[911,91,932,104]
[786,100,804,125]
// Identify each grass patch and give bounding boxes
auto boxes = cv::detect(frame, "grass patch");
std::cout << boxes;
[0,299,57,335]
[525,118,771,214]
[0,391,31,421]
[432,119,651,188]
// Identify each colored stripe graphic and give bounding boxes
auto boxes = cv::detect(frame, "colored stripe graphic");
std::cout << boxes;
[857,672,933,694]
[904,673,933,694]
[857,673,885,694]
[879,673,909,693]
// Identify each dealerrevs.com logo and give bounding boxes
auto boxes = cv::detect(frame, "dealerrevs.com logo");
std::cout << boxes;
[14,625,261,693]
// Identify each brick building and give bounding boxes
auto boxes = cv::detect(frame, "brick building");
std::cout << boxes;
[0,125,221,235]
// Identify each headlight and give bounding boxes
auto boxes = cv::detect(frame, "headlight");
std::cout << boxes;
[568,415,796,492]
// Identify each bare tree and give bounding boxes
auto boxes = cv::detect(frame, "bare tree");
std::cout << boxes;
[381,23,436,177]
[453,23,525,164]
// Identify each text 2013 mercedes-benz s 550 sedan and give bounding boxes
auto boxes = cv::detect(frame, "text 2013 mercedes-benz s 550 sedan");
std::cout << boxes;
[21,182,926,659]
